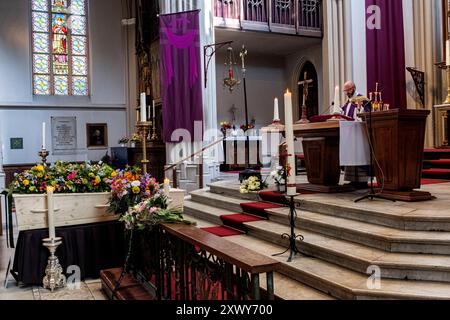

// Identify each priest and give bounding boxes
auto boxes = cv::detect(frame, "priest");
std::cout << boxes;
[341,81,371,189]
[341,81,371,120]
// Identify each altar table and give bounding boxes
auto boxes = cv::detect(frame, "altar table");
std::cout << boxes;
[11,221,125,285]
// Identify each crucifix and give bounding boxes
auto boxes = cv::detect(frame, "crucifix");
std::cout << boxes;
[297,72,313,124]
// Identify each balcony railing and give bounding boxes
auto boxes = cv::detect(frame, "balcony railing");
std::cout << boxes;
[214,0,323,37]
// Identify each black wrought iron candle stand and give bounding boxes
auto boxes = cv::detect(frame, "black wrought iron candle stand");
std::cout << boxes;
[273,194,304,262]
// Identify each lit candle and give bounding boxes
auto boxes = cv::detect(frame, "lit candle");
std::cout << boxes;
[274,98,280,121]
[369,92,373,101]
[42,122,46,150]
[284,89,297,196]
[446,40,450,66]
[47,186,55,240]
[164,177,170,194]
[140,93,147,122]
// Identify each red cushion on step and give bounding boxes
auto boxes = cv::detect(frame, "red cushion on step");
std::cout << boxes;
[258,191,289,205]
[201,226,243,237]
[421,179,450,185]
[428,159,450,165]
[221,214,264,224]
[240,202,283,218]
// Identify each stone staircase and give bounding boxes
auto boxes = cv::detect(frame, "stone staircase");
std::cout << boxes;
[182,180,450,300]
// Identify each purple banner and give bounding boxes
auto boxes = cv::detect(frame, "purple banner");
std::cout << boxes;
[160,10,203,142]
[366,0,407,109]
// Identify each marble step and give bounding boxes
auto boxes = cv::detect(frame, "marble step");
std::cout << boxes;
[184,200,450,282]
[208,181,450,232]
[190,189,245,213]
[182,214,334,300]
[246,219,450,283]
[226,234,450,300]
[192,188,450,254]
[267,207,450,255]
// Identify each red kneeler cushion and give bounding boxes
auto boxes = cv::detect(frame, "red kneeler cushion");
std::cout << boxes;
[201,226,243,237]
[240,202,283,218]
[258,191,289,205]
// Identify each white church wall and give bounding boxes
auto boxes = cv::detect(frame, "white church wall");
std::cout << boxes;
[0,109,125,165]
[0,0,128,164]
[216,53,286,131]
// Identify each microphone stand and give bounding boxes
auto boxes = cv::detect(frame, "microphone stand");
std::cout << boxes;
[354,100,395,203]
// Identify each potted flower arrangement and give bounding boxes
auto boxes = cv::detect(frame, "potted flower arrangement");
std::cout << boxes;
[220,121,232,136]
[239,176,268,194]
[130,133,141,148]
[118,137,129,147]
[270,166,286,192]
[9,161,118,231]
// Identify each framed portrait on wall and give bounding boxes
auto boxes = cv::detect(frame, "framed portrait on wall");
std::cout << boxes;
[86,123,108,149]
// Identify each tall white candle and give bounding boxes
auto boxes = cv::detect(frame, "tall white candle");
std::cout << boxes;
[42,122,46,150]
[47,186,55,239]
[284,89,297,196]
[153,100,156,119]
[333,86,341,114]
[446,40,450,66]
[140,93,147,122]
[274,98,280,121]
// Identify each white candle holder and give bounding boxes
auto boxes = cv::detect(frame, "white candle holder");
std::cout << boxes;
[42,237,66,292]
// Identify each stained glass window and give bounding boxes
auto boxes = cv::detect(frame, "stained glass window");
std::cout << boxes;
[32,0,89,96]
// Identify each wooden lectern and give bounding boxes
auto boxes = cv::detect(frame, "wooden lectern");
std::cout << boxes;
[292,122,352,193]
[359,109,432,202]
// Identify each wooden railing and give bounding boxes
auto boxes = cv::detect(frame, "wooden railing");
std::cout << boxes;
[132,224,279,300]
[214,0,323,36]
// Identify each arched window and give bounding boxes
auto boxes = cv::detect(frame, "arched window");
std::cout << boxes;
[298,61,318,118]
[32,0,89,96]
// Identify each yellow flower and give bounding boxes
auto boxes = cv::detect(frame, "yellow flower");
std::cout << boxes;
[132,186,140,194]
[23,179,30,186]
[111,171,117,178]
[89,172,95,178]
[35,165,45,172]
[37,172,44,178]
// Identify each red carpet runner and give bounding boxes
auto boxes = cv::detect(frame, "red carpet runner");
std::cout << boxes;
[200,226,243,237]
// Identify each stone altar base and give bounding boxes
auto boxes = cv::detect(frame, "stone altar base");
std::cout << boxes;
[296,183,355,194]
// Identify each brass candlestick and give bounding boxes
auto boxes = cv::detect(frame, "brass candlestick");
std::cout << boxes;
[150,116,159,141]
[298,105,310,124]
[137,121,151,174]
[38,149,50,166]
[42,237,66,292]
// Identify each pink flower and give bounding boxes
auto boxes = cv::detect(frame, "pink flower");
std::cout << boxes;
[67,170,77,180]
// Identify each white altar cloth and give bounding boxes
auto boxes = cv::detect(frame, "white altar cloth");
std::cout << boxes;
[339,121,370,166]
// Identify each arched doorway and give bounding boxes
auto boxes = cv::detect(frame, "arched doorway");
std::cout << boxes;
[298,61,319,119]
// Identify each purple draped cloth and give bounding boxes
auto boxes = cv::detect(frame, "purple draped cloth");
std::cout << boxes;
[160,10,203,142]
[366,0,407,109]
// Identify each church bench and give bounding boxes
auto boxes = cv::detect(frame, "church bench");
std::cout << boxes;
[106,223,280,301]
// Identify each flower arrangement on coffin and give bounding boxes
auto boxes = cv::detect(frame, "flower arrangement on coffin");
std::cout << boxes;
[9,161,115,195]
[240,176,268,194]
[107,166,160,216]
[120,193,194,231]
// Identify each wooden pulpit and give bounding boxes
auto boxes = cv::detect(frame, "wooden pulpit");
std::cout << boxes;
[292,122,352,193]
[359,109,432,201]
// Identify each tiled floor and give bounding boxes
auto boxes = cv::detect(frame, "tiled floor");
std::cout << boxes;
[0,224,107,300]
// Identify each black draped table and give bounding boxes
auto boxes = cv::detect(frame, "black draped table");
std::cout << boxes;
[11,221,125,285]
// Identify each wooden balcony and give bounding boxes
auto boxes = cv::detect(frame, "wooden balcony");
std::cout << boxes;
[214,0,323,38]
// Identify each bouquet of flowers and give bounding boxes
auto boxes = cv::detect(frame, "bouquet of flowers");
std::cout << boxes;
[9,161,115,195]
[130,133,141,143]
[270,166,286,186]
[240,119,256,132]
[107,166,160,215]
[220,121,232,135]
[240,176,268,194]
[119,194,194,231]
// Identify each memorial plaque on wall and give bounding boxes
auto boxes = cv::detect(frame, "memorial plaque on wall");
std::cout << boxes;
[51,117,78,155]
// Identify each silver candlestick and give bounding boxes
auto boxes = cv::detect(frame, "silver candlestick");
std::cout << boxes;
[38,149,50,166]
[42,237,66,291]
